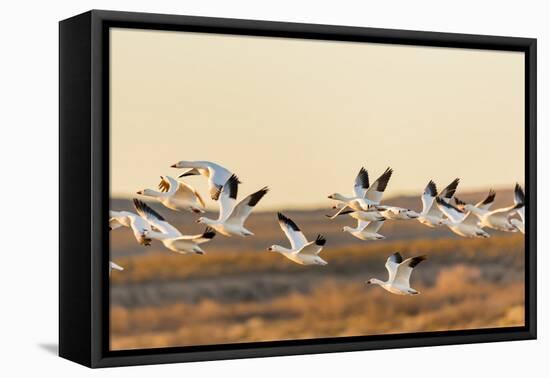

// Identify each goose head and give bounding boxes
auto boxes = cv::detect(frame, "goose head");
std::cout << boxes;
[267,245,286,254]
[328,193,346,201]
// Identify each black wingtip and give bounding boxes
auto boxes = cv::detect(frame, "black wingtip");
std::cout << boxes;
[454,197,466,206]
[375,167,393,192]
[133,198,165,221]
[482,189,496,205]
[278,212,301,231]
[248,186,269,207]
[202,227,216,239]
[315,234,326,246]
[391,252,403,264]
[426,180,438,196]
[409,255,428,268]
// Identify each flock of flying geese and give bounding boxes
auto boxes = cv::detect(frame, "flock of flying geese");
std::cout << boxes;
[109,160,525,296]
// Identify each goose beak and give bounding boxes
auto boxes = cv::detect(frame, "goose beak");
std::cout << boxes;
[195,220,201,223]
[170,163,177,168]
[267,247,272,251]
[136,190,143,195]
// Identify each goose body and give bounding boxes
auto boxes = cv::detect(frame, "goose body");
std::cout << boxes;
[343,220,386,240]
[436,197,490,238]
[268,213,328,265]
[137,176,205,213]
[109,210,152,246]
[367,252,427,295]
[171,160,235,200]
[197,175,268,237]
[417,179,459,227]
[133,199,216,254]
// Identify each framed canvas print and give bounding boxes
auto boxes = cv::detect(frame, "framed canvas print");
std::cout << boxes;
[59,10,537,368]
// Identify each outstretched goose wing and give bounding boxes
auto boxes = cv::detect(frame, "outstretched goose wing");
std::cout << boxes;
[133,199,180,236]
[297,235,326,255]
[514,183,525,222]
[385,252,403,283]
[393,255,427,287]
[439,178,460,203]
[436,197,465,223]
[475,190,496,211]
[364,167,393,204]
[277,212,308,250]
[216,174,240,221]
[226,186,269,225]
[353,167,370,198]
[421,180,437,214]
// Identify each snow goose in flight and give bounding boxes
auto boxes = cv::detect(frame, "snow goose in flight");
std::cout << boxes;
[436,197,490,238]
[343,220,386,240]
[137,176,205,213]
[376,206,419,220]
[197,174,268,237]
[170,160,237,200]
[454,190,523,232]
[326,208,386,222]
[328,167,393,215]
[510,183,525,233]
[416,178,459,227]
[366,252,427,295]
[109,210,152,246]
[268,213,328,266]
[133,199,216,254]
[109,261,124,275]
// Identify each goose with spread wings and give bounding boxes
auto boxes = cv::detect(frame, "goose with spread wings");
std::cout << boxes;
[436,197,490,238]
[137,175,205,213]
[366,252,427,295]
[133,199,216,254]
[510,183,525,233]
[342,219,386,240]
[170,160,237,200]
[268,213,328,265]
[196,174,268,237]
[417,178,460,227]
[328,167,393,215]
[454,188,523,232]
[109,210,153,246]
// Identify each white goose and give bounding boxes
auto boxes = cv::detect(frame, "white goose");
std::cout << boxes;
[268,213,328,266]
[417,178,460,227]
[197,174,268,237]
[436,197,490,238]
[510,183,525,233]
[328,167,393,214]
[109,261,124,275]
[454,189,523,232]
[137,176,205,213]
[171,160,236,200]
[109,210,152,246]
[366,252,427,295]
[343,220,386,240]
[327,208,386,222]
[133,199,216,255]
[377,206,419,220]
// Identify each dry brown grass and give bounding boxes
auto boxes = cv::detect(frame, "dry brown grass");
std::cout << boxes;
[110,261,524,350]
[109,231,525,350]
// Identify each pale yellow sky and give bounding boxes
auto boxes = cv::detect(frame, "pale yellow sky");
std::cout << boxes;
[110,28,524,210]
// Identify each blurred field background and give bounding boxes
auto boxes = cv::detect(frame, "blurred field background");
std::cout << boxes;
[109,188,525,350]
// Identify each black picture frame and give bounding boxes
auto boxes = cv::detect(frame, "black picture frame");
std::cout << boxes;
[59,9,537,368]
